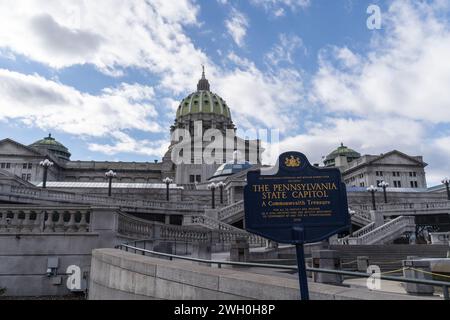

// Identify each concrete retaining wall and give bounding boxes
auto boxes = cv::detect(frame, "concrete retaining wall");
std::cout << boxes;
[89,249,429,300]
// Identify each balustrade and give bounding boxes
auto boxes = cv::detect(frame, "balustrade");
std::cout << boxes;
[0,207,91,234]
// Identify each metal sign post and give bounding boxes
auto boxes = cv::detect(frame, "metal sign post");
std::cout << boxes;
[296,243,309,300]
[243,151,351,301]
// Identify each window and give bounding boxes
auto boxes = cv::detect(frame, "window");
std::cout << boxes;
[196,175,201,183]
[393,172,401,177]
[189,175,195,183]
[26,174,31,181]
[21,174,27,181]
[409,172,417,177]
[376,171,383,177]
[394,181,402,188]
[410,181,418,188]
[6,163,10,169]
[0,163,5,169]
[360,182,365,187]
[23,163,28,169]
[28,163,32,170]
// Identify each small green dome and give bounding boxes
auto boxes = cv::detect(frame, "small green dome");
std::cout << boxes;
[324,143,361,167]
[175,67,232,121]
[30,134,71,162]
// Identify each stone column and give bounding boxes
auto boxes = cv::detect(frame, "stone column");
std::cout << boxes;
[402,259,435,296]
[312,250,343,285]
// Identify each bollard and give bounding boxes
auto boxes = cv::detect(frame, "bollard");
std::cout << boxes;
[312,250,343,285]
[402,259,435,296]
[357,256,370,272]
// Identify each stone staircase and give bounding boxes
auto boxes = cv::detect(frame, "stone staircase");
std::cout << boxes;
[217,200,244,225]
[337,216,416,245]
[217,201,373,227]
[182,214,267,248]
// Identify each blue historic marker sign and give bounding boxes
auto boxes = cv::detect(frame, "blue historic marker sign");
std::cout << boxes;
[244,151,350,244]
[244,151,350,300]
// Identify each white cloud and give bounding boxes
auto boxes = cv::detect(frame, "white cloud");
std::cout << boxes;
[308,0,450,186]
[264,117,426,164]
[265,33,306,66]
[0,1,306,135]
[216,53,304,131]
[312,0,450,124]
[0,0,205,93]
[251,0,310,15]
[88,131,169,157]
[225,8,249,47]
[0,69,161,137]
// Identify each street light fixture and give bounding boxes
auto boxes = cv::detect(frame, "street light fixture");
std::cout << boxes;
[442,178,450,200]
[367,185,377,211]
[163,177,173,201]
[208,182,217,209]
[105,170,117,197]
[217,181,226,205]
[378,181,389,204]
[39,159,54,189]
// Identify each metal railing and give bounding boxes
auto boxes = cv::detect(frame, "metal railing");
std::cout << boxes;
[116,243,450,300]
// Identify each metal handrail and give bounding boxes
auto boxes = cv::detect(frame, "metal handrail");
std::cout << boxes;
[117,243,450,300]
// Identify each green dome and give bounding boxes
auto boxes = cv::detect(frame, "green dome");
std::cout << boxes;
[175,67,232,121]
[30,134,71,162]
[176,91,232,120]
[324,143,361,167]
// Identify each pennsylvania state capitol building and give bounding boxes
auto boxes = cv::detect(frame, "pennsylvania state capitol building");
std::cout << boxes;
[0,69,449,299]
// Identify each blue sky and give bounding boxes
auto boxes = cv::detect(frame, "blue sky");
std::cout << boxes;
[0,0,450,185]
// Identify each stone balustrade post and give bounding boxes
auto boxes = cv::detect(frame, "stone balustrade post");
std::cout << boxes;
[370,210,384,228]
[230,237,249,263]
[23,211,34,233]
[402,259,435,296]
[54,212,65,232]
[67,211,77,232]
[357,256,370,272]
[33,211,44,233]
[312,250,343,285]
[205,208,219,220]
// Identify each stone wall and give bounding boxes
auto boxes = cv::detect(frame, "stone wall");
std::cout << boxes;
[0,207,120,297]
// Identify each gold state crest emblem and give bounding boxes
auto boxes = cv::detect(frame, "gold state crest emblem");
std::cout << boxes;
[285,155,301,167]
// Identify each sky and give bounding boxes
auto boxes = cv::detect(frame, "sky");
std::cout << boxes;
[0,0,450,186]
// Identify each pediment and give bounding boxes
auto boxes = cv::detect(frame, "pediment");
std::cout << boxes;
[369,150,425,167]
[0,139,42,157]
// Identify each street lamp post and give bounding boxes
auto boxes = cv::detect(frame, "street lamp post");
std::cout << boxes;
[39,159,54,189]
[367,185,377,211]
[378,181,389,204]
[442,178,450,200]
[208,183,217,209]
[217,182,225,205]
[163,177,173,201]
[105,170,117,197]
